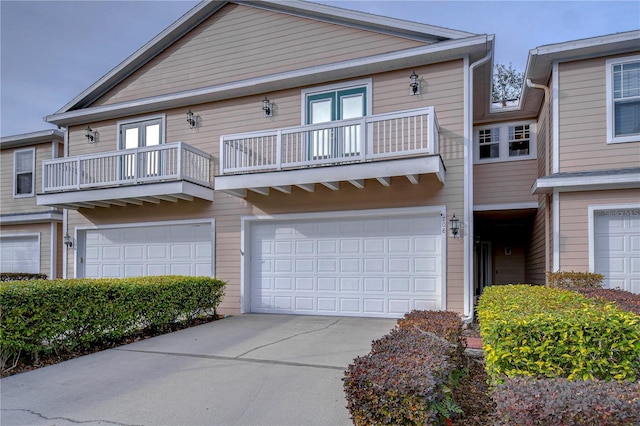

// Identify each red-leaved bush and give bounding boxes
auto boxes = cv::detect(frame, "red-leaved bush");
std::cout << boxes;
[571,287,640,315]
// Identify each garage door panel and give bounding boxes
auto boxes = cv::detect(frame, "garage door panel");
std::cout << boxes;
[84,223,212,278]
[250,214,442,317]
[594,210,639,293]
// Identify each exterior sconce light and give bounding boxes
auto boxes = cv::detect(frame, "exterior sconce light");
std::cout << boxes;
[409,71,420,95]
[85,126,97,143]
[63,233,74,249]
[186,109,197,128]
[262,96,273,117]
[450,213,460,238]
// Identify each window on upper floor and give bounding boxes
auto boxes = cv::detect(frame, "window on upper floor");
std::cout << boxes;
[474,122,536,164]
[118,115,165,150]
[14,148,35,197]
[606,55,640,144]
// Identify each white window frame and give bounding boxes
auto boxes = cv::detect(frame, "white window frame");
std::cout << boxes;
[606,54,640,144]
[474,121,537,164]
[13,147,36,198]
[116,114,166,149]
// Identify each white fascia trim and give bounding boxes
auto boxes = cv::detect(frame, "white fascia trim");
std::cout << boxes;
[552,188,560,272]
[239,205,447,314]
[0,129,64,148]
[533,30,640,57]
[45,35,490,126]
[552,61,559,174]
[474,202,538,211]
[75,219,216,278]
[0,211,63,224]
[532,171,640,194]
[588,203,640,272]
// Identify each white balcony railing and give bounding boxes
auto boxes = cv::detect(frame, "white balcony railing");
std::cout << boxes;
[220,107,438,175]
[42,142,212,193]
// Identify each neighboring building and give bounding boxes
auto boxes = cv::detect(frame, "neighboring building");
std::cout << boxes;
[14,0,637,318]
[1,129,65,278]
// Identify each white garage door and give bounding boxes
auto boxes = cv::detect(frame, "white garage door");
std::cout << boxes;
[250,214,442,317]
[0,235,39,273]
[594,209,640,293]
[83,223,213,278]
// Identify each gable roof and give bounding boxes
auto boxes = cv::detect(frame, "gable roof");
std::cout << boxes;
[52,0,476,117]
[0,129,64,149]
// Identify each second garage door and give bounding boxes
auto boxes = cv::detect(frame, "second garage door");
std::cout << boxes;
[250,214,443,317]
[83,222,213,278]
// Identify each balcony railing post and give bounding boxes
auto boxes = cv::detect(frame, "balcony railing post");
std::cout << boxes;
[177,142,183,180]
[219,136,226,175]
[76,157,81,190]
[276,130,282,171]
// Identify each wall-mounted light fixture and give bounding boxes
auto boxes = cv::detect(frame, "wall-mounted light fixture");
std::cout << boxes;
[262,96,273,117]
[186,109,197,128]
[409,71,420,95]
[63,233,74,249]
[85,126,97,143]
[449,213,460,238]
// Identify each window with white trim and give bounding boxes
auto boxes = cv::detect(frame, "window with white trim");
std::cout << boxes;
[118,115,165,150]
[474,122,536,163]
[14,148,35,197]
[606,55,640,144]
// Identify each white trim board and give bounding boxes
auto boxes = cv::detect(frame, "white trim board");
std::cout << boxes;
[474,202,538,211]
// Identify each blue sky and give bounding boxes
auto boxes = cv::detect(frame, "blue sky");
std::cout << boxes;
[1,0,638,137]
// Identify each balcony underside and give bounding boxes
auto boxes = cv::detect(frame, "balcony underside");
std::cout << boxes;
[215,155,445,197]
[37,181,214,210]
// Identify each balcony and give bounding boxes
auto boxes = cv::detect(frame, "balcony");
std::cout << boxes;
[37,142,214,209]
[216,107,445,197]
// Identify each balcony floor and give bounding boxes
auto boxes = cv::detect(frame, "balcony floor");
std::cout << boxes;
[215,155,445,197]
[37,181,214,210]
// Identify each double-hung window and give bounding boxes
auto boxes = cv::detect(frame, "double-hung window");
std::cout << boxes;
[303,80,371,160]
[117,115,165,179]
[474,122,536,163]
[606,55,640,144]
[14,148,35,197]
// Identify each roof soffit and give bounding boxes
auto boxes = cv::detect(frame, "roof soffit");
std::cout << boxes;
[56,0,476,116]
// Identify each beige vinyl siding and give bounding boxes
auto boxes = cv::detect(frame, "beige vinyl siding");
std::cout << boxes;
[473,160,537,206]
[537,100,549,178]
[93,3,427,107]
[526,195,546,284]
[558,189,640,272]
[558,56,640,173]
[65,62,466,315]
[0,143,55,215]
[0,223,53,277]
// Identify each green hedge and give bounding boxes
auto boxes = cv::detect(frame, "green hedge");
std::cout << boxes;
[0,276,225,361]
[477,285,640,385]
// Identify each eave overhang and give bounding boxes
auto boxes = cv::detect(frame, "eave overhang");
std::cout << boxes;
[0,129,64,149]
[215,155,445,198]
[45,35,492,127]
[532,168,640,195]
[0,210,63,225]
[37,181,214,210]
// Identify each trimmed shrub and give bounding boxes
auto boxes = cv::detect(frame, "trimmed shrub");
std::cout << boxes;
[344,327,453,425]
[397,309,465,367]
[0,276,225,363]
[546,270,603,289]
[572,287,640,315]
[493,377,640,425]
[478,285,640,384]
[1,272,47,282]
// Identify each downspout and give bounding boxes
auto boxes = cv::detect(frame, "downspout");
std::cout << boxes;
[62,127,69,279]
[464,46,493,321]
[526,79,551,283]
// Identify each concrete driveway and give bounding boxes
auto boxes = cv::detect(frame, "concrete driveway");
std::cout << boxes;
[1,314,396,426]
